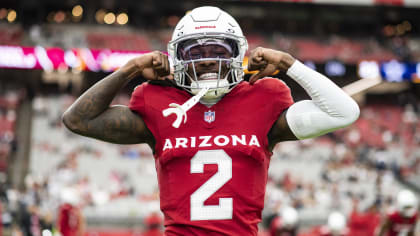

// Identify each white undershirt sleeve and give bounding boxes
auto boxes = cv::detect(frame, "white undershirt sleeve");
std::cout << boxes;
[285,60,360,140]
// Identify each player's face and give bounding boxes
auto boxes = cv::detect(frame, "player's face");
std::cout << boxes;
[182,44,232,60]
[179,40,233,84]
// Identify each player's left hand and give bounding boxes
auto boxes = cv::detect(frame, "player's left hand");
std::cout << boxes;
[247,47,295,84]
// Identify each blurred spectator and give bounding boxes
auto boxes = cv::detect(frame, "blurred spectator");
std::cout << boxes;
[347,198,381,236]
[269,206,299,236]
[302,211,348,236]
[57,187,84,236]
[375,189,418,236]
[141,212,163,236]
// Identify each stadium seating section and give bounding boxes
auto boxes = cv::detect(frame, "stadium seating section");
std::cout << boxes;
[2,24,418,63]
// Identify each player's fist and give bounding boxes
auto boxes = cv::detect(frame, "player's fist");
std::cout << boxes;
[247,47,295,84]
[126,51,172,80]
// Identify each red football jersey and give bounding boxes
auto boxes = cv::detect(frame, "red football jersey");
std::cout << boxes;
[58,203,81,236]
[386,210,418,236]
[347,210,380,236]
[129,78,294,235]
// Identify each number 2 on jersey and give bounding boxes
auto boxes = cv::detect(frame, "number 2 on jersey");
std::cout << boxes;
[190,149,232,221]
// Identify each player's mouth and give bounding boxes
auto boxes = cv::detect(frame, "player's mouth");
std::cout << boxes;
[198,73,218,81]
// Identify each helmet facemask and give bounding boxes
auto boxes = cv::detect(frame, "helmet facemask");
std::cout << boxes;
[401,205,417,218]
[171,36,244,99]
[167,6,248,101]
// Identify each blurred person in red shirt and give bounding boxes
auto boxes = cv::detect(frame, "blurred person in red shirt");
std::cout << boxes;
[141,212,163,236]
[347,198,381,236]
[375,189,418,236]
[57,187,84,236]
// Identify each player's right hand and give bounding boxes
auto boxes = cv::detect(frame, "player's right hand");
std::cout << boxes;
[247,47,295,84]
[128,51,172,80]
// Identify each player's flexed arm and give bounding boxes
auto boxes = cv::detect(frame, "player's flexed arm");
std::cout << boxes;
[62,51,171,144]
[247,47,360,144]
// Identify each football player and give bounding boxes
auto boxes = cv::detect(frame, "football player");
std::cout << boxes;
[302,211,350,236]
[347,198,381,236]
[62,6,360,235]
[270,206,299,236]
[323,212,348,236]
[57,187,84,236]
[375,189,418,236]
[302,211,348,236]
[142,212,164,236]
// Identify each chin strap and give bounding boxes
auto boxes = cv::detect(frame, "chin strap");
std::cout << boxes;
[162,87,209,128]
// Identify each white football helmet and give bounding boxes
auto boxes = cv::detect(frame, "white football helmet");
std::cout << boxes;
[397,189,418,217]
[60,187,80,205]
[281,206,299,229]
[327,211,346,235]
[168,6,248,99]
